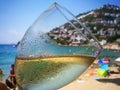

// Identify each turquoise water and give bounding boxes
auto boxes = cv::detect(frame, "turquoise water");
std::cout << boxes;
[0,44,120,79]
[0,44,17,79]
[16,34,99,59]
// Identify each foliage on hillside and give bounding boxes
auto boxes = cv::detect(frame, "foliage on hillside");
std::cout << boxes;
[48,4,120,46]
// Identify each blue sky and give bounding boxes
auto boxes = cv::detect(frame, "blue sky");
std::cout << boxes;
[0,0,120,44]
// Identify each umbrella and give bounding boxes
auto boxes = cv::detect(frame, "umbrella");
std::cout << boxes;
[115,57,120,65]
[115,57,120,62]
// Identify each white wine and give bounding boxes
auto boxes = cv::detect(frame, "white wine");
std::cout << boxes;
[15,55,95,90]
[14,2,103,90]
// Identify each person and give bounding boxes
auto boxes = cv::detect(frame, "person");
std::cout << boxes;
[10,64,16,88]
[93,49,101,57]
[6,64,16,90]
[0,82,10,90]
[0,68,3,81]
[0,68,3,75]
[117,66,120,73]
[10,64,15,81]
[102,56,110,64]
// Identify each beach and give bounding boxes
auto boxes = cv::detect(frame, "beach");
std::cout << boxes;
[59,62,120,90]
[9,63,120,90]
[6,62,120,90]
[103,43,120,51]
[1,65,120,90]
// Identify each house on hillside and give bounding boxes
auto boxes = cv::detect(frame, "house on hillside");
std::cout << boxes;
[107,28,116,36]
[99,29,106,36]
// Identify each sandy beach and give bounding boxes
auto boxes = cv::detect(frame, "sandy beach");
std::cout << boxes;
[1,59,120,90]
[0,62,120,90]
[59,62,120,90]
[8,64,120,90]
[103,43,120,51]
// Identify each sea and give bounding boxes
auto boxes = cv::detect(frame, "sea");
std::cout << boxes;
[0,44,120,80]
[0,44,17,80]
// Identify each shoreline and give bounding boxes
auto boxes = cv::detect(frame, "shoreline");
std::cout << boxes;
[58,43,120,51]
[103,43,120,51]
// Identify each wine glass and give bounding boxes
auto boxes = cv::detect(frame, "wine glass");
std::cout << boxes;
[15,3,102,90]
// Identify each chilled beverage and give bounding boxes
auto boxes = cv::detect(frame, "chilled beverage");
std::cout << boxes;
[15,3,102,90]
[15,55,95,90]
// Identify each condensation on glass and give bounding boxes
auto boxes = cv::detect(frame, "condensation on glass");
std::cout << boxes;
[15,3,102,90]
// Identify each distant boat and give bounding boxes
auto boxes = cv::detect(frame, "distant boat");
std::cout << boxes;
[12,45,16,47]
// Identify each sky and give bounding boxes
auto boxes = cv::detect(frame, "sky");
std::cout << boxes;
[0,0,120,44]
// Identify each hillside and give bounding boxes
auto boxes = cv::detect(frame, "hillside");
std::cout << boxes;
[48,4,120,46]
